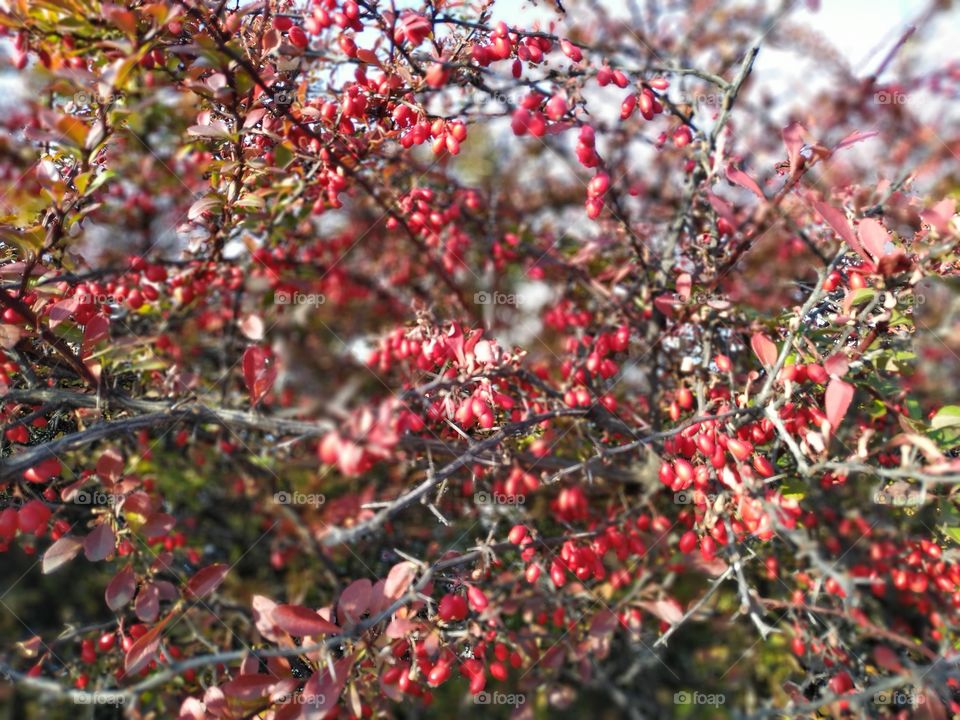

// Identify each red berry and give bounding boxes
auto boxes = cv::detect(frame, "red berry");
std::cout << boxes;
[97,631,117,652]
[466,585,488,612]
[288,25,308,49]
[427,662,451,687]
[17,501,51,535]
[726,438,753,462]
[23,457,61,484]
[437,593,468,622]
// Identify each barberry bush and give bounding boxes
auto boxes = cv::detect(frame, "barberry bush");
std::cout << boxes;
[0,0,959,718]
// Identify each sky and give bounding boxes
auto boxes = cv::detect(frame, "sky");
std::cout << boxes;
[3,1,954,100]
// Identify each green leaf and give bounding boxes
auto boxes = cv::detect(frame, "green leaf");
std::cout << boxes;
[188,194,223,221]
[849,288,876,307]
[944,527,960,544]
[87,169,116,194]
[778,478,807,500]
[74,171,91,195]
[234,193,265,210]
[932,406,960,430]
[273,142,293,169]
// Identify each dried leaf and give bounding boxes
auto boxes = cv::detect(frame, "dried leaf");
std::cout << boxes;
[42,536,83,574]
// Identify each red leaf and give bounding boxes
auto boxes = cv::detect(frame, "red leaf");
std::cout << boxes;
[653,293,678,317]
[96,448,124,484]
[252,595,283,642]
[825,378,854,432]
[857,218,892,263]
[154,580,179,601]
[48,298,79,329]
[833,129,878,151]
[105,565,137,610]
[178,697,206,720]
[750,332,778,367]
[873,645,903,673]
[921,198,956,234]
[220,674,276,700]
[782,122,805,172]
[142,512,176,539]
[300,656,354,718]
[42,535,83,574]
[639,598,684,624]
[242,346,277,405]
[186,563,229,599]
[337,579,372,625]
[725,164,765,200]
[84,523,116,562]
[383,561,417,601]
[0,324,22,351]
[812,201,873,268]
[823,353,849,377]
[124,615,171,674]
[272,604,341,637]
[135,582,160,622]
[82,314,110,356]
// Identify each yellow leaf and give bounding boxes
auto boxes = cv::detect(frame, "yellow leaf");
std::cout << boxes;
[54,115,89,147]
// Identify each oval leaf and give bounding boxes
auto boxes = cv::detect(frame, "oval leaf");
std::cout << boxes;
[272,604,341,637]
[124,616,170,674]
[857,217,892,263]
[96,448,125,484]
[750,332,778,367]
[383,561,417,601]
[186,563,229,599]
[84,523,116,562]
[43,535,83,574]
[823,353,849,378]
[932,406,960,430]
[725,164,765,200]
[825,378,855,432]
[301,656,354,718]
[135,582,160,622]
[242,346,277,405]
[220,673,276,700]
[252,594,282,642]
[337,579,373,625]
[105,565,137,610]
[813,201,872,268]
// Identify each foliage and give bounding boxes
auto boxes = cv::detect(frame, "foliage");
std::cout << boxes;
[0,0,959,718]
